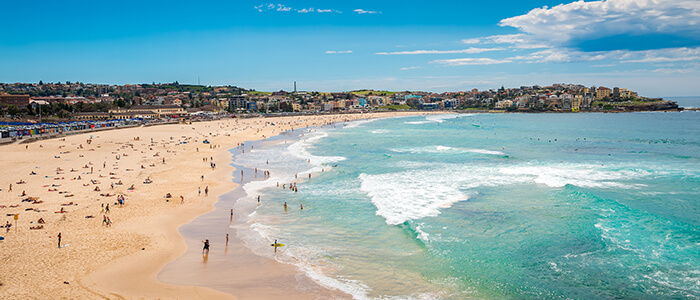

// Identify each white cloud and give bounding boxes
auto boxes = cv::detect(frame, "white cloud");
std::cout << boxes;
[255,4,340,13]
[325,50,353,54]
[462,38,481,44]
[652,67,699,74]
[276,4,291,12]
[376,47,504,55]
[461,34,549,49]
[400,66,422,70]
[354,9,380,14]
[431,58,512,66]
[512,46,700,64]
[622,47,700,63]
[499,0,700,47]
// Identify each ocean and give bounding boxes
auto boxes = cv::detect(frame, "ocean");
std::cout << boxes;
[667,96,700,109]
[165,110,700,299]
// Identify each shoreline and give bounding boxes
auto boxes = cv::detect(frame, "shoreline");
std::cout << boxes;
[158,133,349,298]
[0,112,428,299]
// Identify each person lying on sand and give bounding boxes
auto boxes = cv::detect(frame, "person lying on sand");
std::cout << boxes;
[16,180,26,184]
[127,185,135,190]
[38,218,45,224]
[61,202,74,206]
[55,207,67,213]
[30,225,44,230]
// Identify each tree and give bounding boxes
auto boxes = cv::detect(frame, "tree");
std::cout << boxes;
[6,104,20,116]
[39,80,43,85]
[57,109,71,119]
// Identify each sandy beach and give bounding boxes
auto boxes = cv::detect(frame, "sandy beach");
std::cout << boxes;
[0,112,426,299]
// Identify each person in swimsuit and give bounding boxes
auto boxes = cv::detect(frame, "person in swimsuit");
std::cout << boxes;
[202,239,210,254]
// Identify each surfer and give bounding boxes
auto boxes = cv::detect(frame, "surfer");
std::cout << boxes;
[274,239,278,253]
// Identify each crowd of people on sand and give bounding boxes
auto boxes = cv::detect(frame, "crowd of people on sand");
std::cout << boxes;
[1,128,216,246]
[1,115,379,280]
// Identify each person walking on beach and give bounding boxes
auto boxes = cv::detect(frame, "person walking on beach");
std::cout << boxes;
[198,187,201,196]
[205,186,209,196]
[202,239,210,254]
[57,232,62,248]
[226,234,229,246]
[230,209,233,221]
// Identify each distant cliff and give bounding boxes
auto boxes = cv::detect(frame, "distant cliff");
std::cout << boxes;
[616,100,680,111]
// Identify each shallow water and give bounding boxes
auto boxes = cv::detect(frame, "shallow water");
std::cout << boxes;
[168,111,700,299]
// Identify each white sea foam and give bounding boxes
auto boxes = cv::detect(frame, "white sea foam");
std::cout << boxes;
[371,129,392,134]
[286,131,346,167]
[343,118,376,128]
[405,114,459,124]
[498,164,648,189]
[362,162,654,225]
[390,146,505,155]
[360,170,473,225]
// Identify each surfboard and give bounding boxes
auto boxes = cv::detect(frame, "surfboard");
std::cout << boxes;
[270,243,284,247]
[0,236,5,241]
[60,244,70,248]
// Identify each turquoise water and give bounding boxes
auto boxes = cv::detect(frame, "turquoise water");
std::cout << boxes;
[233,112,700,299]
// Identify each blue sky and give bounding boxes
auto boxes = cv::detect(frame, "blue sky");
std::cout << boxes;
[1,0,699,96]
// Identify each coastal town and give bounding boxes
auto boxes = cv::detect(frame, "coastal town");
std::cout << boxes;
[0,82,680,122]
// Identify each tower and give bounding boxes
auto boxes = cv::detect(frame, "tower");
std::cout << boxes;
[294,81,297,93]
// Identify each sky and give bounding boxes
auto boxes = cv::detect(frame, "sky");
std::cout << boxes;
[1,0,699,97]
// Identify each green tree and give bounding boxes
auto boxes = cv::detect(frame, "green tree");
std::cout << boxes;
[57,109,72,118]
